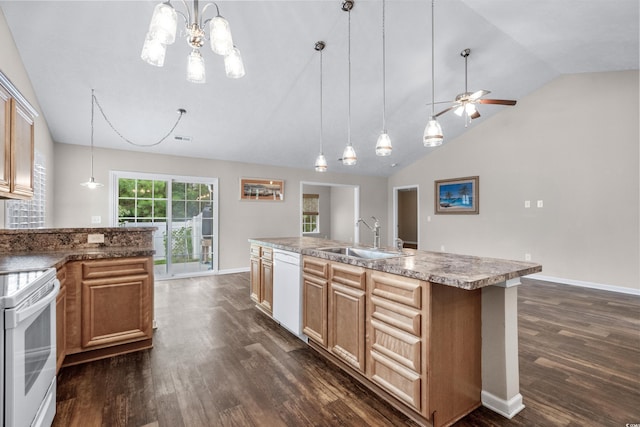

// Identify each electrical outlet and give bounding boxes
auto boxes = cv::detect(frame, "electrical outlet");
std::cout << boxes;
[525,253,531,261]
[524,200,530,208]
[427,216,431,222]
[440,245,445,252]
[87,233,104,244]
[91,215,101,224]
[537,200,544,208]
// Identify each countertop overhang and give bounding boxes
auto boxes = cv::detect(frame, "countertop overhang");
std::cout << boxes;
[250,237,542,290]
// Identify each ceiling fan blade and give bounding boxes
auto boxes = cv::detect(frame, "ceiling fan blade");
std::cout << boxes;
[478,99,517,106]
[469,90,490,101]
[434,105,455,118]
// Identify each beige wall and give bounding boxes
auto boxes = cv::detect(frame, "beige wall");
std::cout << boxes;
[331,186,357,243]
[0,8,55,227]
[388,71,639,291]
[54,143,387,271]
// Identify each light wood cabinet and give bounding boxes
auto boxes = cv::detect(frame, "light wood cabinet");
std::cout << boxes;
[249,244,273,313]
[302,257,329,346]
[328,263,366,373]
[0,71,36,200]
[56,266,67,374]
[63,256,154,367]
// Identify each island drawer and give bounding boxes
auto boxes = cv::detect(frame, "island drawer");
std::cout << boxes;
[303,256,329,279]
[369,271,423,309]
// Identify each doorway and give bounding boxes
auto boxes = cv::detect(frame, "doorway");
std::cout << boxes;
[300,182,360,244]
[393,186,419,249]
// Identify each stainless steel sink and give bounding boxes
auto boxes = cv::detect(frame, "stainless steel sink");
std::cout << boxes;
[316,246,405,260]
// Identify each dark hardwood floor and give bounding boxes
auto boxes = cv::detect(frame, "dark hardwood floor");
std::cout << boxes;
[53,274,640,427]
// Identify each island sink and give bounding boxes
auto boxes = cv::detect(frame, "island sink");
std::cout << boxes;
[316,246,405,260]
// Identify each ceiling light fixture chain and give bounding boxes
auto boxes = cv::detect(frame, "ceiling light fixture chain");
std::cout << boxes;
[80,89,103,189]
[341,0,357,166]
[375,0,392,156]
[92,92,186,148]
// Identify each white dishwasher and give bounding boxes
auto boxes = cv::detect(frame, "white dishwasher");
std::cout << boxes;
[272,249,307,341]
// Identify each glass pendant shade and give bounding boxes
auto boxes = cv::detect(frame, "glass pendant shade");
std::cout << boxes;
[81,176,103,189]
[423,116,443,147]
[224,47,245,79]
[375,132,392,156]
[187,49,206,83]
[315,153,328,172]
[141,34,167,67]
[147,3,177,45]
[342,145,357,165]
[210,16,234,55]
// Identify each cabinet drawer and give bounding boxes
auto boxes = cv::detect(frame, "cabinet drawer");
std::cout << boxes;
[370,350,422,412]
[370,319,421,372]
[370,271,423,309]
[371,295,421,336]
[331,263,365,290]
[82,258,150,280]
[250,244,261,258]
[303,257,329,279]
[261,247,273,261]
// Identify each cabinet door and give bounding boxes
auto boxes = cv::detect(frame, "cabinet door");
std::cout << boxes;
[0,85,10,192]
[250,256,261,303]
[328,281,366,372]
[81,273,152,349]
[260,260,273,313]
[302,274,328,346]
[55,286,67,373]
[10,99,34,198]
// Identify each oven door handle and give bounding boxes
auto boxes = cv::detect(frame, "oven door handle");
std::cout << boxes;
[5,279,60,329]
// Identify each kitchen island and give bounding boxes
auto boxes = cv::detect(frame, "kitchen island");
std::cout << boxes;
[249,237,542,427]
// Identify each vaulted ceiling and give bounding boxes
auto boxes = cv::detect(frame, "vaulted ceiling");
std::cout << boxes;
[1,0,638,176]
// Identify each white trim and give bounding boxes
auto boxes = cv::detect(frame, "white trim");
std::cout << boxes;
[481,391,525,419]
[392,185,419,250]
[218,267,250,275]
[528,274,640,296]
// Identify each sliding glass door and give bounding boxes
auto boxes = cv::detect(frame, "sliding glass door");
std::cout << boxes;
[112,172,218,279]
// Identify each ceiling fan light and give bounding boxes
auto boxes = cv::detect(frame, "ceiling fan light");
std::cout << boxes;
[147,2,177,45]
[315,153,328,172]
[375,132,392,156]
[141,33,167,67]
[423,117,443,147]
[224,47,245,79]
[210,16,234,55]
[187,49,206,83]
[454,105,464,116]
[342,144,357,166]
[465,103,477,115]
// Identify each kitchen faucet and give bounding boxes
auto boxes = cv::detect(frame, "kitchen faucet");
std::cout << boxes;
[357,216,381,249]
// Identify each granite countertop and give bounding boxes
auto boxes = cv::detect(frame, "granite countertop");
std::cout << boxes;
[249,237,542,290]
[0,247,155,273]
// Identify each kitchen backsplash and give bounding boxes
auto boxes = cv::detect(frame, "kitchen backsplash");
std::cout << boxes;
[0,227,155,253]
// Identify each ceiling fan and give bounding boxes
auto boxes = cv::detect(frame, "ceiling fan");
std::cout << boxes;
[435,48,517,124]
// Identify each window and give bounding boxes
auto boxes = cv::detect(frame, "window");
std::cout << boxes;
[302,193,319,234]
[5,151,46,228]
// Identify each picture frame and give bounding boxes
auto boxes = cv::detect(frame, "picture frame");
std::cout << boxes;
[240,178,285,201]
[434,176,479,214]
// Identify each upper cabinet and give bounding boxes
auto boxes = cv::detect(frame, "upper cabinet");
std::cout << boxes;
[0,71,38,200]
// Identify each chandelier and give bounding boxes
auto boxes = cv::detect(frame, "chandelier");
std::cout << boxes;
[141,0,245,83]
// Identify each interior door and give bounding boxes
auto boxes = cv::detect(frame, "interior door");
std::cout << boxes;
[395,187,418,249]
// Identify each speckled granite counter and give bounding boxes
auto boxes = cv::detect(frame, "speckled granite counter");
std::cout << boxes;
[249,236,541,290]
[0,227,155,273]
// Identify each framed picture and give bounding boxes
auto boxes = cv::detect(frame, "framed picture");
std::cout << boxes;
[240,178,284,201]
[434,176,479,214]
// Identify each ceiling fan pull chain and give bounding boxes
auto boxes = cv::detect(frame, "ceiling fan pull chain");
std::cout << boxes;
[92,93,186,148]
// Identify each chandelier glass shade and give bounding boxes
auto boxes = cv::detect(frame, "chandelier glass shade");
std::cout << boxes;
[375,132,392,156]
[141,1,244,83]
[423,116,443,147]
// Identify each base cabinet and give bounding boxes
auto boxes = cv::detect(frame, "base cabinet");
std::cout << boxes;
[249,244,273,314]
[63,256,154,367]
[55,266,67,374]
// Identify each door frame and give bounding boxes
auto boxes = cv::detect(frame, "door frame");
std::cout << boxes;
[393,185,419,249]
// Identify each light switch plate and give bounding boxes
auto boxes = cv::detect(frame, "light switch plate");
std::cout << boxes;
[537,200,544,208]
[524,200,531,208]
[91,215,101,224]
[87,233,104,243]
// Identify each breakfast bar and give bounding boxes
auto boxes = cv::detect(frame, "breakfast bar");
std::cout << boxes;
[249,237,542,427]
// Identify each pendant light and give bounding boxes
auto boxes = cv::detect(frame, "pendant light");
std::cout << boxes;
[423,0,443,147]
[314,41,328,172]
[375,0,392,156]
[81,89,103,189]
[342,0,357,166]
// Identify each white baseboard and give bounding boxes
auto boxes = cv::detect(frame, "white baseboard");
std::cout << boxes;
[217,267,250,275]
[481,390,525,419]
[528,274,640,296]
